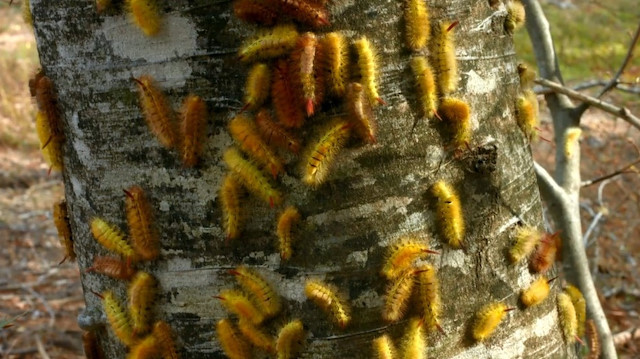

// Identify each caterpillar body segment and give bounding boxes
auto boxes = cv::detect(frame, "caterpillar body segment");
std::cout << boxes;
[272,59,305,128]
[505,0,526,34]
[301,118,351,187]
[431,180,465,249]
[383,269,417,323]
[127,0,162,36]
[438,97,471,149]
[372,334,397,359]
[263,0,329,28]
[133,75,178,149]
[354,37,384,105]
[381,239,437,280]
[238,25,299,63]
[151,321,180,359]
[346,82,376,144]
[520,276,551,307]
[101,291,136,346]
[304,279,351,328]
[128,271,157,336]
[223,147,282,207]
[321,32,349,97]
[180,94,208,168]
[216,319,251,359]
[35,111,64,172]
[127,335,161,359]
[515,90,539,142]
[53,200,75,264]
[219,174,243,241]
[238,319,276,353]
[230,265,281,318]
[124,186,160,262]
[557,292,578,344]
[277,206,301,261]
[405,0,430,51]
[242,63,271,113]
[472,302,512,341]
[90,217,137,261]
[228,114,284,178]
[86,256,136,280]
[430,21,459,96]
[215,289,265,325]
[291,32,320,117]
[509,226,541,263]
[411,56,439,119]
[530,232,558,273]
[416,264,442,332]
[400,317,426,359]
[276,319,305,359]
[255,109,301,154]
[565,285,586,337]
[233,0,278,26]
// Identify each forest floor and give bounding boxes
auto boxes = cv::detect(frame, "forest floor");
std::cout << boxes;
[0,1,639,358]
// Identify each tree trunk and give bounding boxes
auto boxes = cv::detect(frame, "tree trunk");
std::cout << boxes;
[32,0,577,357]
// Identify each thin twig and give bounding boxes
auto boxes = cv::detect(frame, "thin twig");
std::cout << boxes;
[581,157,640,187]
[535,80,640,95]
[533,161,566,201]
[613,327,640,347]
[536,78,640,130]
[34,336,51,359]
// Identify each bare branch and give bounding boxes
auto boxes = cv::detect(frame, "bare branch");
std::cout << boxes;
[582,157,640,187]
[535,80,640,95]
[536,78,640,130]
[533,162,566,202]
[612,327,640,347]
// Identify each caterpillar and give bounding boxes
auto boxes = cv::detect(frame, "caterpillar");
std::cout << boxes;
[241,63,271,113]
[400,317,426,359]
[96,0,111,13]
[301,118,351,187]
[228,114,284,179]
[126,0,162,36]
[180,94,208,168]
[438,97,471,149]
[229,265,281,318]
[410,56,439,119]
[276,319,305,359]
[151,321,179,359]
[530,232,558,273]
[53,200,75,264]
[520,276,553,308]
[233,0,278,26]
[586,319,600,359]
[508,225,541,263]
[35,76,64,141]
[263,0,329,28]
[82,332,103,359]
[129,271,157,336]
[133,75,178,149]
[320,32,349,97]
[556,292,577,344]
[505,0,526,34]
[124,186,160,262]
[564,127,582,159]
[431,180,465,249]
[255,108,301,154]
[431,21,459,96]
[238,319,276,353]
[564,285,586,337]
[35,111,64,173]
[381,238,437,280]
[383,269,418,323]
[515,90,539,142]
[86,256,136,280]
[517,63,536,90]
[219,174,243,241]
[346,82,376,144]
[216,319,251,359]
[290,32,320,117]
[471,302,513,341]
[22,0,32,25]
[215,289,265,325]
[405,0,430,51]
[238,24,299,62]
[277,206,301,261]
[90,217,137,261]
[100,290,136,346]
[272,58,305,128]
[354,37,384,105]
[372,334,397,359]
[304,279,351,328]
[416,264,442,332]
[127,335,161,359]
[223,147,283,207]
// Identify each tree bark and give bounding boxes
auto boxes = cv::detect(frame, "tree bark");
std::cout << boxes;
[32,0,576,357]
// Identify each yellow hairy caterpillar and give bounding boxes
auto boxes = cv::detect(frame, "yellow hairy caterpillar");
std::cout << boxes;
[151,321,179,359]
[564,128,582,159]
[411,56,439,119]
[564,285,586,337]
[346,82,376,144]
[530,232,558,273]
[354,37,385,105]
[383,269,418,323]
[400,317,426,359]
[228,114,284,179]
[238,24,299,63]
[124,186,160,262]
[277,206,301,261]
[276,319,305,359]
[263,0,329,28]
[241,63,271,113]
[82,331,103,359]
[129,271,157,336]
[520,276,554,308]
[255,109,301,154]
[372,334,397,359]
[216,319,251,359]
[515,90,539,142]
[22,0,32,25]
[438,97,471,149]
[381,238,437,280]
[215,289,265,325]
[223,147,283,207]
[90,217,137,261]
[233,0,278,26]
[96,0,112,13]
[586,319,600,359]
[53,200,75,264]
[405,0,430,51]
[272,58,305,129]
[100,290,136,346]
[127,335,161,359]
[229,265,281,318]
[238,319,276,353]
[431,180,465,249]
[517,63,536,90]
[301,118,351,187]
[219,174,243,241]
[133,75,178,149]
[416,264,442,332]
[304,279,351,328]
[180,94,208,168]
[35,76,64,141]
[471,302,513,341]
[321,32,349,97]
[508,225,542,263]
[290,32,320,117]
[126,0,161,36]
[86,256,136,280]
[431,21,459,96]
[505,0,526,34]
[557,292,578,344]
[35,111,64,173]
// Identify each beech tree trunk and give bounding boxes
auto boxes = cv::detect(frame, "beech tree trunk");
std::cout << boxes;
[32,0,577,357]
